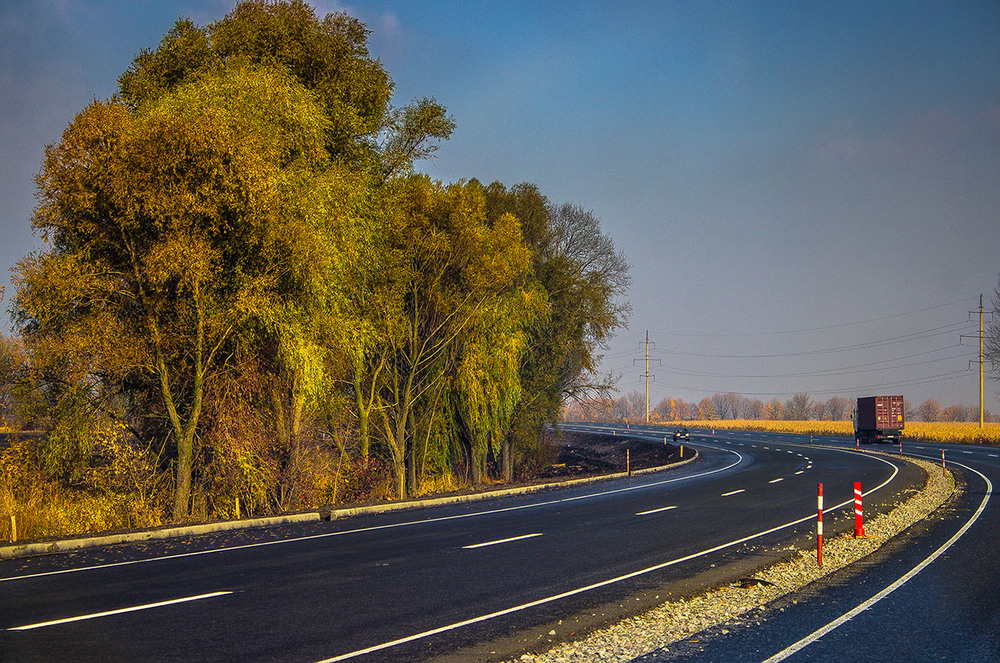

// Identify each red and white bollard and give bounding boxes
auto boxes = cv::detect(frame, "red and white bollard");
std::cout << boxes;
[854,481,865,538]
[817,483,824,566]
[942,449,946,477]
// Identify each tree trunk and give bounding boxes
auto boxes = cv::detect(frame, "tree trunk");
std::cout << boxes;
[353,366,370,459]
[174,429,194,519]
[502,433,512,482]
[405,407,417,496]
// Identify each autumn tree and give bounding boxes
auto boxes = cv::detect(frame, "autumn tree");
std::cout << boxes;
[942,404,969,422]
[654,397,691,421]
[482,183,631,479]
[783,393,813,420]
[823,396,850,420]
[762,399,783,420]
[14,60,350,519]
[352,177,539,497]
[0,334,26,429]
[743,398,764,419]
[697,397,716,420]
[10,0,630,526]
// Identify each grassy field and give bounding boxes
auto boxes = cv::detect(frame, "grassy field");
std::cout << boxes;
[672,419,1000,445]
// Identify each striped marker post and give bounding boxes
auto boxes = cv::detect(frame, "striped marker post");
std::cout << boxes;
[817,483,824,566]
[942,449,946,477]
[854,482,864,538]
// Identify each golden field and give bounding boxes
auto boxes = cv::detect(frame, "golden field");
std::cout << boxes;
[675,419,1000,445]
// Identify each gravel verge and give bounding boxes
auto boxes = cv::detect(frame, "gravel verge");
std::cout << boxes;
[509,453,955,663]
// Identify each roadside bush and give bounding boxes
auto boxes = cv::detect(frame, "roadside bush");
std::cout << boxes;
[0,426,166,541]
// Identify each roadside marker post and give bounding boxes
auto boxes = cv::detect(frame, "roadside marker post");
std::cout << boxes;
[627,449,631,477]
[817,483,824,566]
[942,449,946,477]
[854,482,865,538]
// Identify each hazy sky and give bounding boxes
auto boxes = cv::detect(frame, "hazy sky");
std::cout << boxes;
[2,1,998,410]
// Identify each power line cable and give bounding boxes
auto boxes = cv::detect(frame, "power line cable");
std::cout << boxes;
[658,349,970,380]
[649,322,972,359]
[650,297,971,338]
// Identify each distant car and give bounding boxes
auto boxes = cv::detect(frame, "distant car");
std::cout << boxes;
[672,427,690,442]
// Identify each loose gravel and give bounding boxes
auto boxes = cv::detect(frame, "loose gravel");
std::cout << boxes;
[510,454,955,663]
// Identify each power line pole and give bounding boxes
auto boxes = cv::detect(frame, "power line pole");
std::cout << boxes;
[980,293,984,431]
[645,331,650,423]
[962,294,992,431]
[634,331,660,423]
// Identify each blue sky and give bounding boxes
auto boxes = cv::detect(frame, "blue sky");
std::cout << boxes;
[2,1,999,410]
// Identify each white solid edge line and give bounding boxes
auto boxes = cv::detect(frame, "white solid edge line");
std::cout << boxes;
[317,451,901,662]
[636,505,678,516]
[0,446,746,585]
[9,591,232,631]
[462,533,543,549]
[761,457,992,663]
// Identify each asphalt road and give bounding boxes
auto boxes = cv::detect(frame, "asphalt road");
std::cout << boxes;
[635,436,999,663]
[0,426,926,662]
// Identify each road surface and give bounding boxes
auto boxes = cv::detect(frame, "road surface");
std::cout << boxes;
[635,434,998,663]
[0,426,926,661]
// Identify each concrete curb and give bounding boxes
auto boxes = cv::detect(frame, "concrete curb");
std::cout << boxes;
[327,450,700,520]
[0,512,319,560]
[0,448,699,560]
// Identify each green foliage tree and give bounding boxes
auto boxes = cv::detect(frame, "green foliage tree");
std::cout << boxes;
[357,177,539,497]
[482,184,631,479]
[118,0,452,174]
[9,2,630,533]
[15,64,336,519]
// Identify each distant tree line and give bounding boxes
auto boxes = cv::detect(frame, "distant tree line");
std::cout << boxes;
[0,1,629,534]
[564,391,998,423]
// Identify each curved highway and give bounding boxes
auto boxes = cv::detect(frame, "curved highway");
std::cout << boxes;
[0,426,927,662]
[637,435,998,663]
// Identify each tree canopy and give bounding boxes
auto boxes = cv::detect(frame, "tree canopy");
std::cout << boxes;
[6,1,630,530]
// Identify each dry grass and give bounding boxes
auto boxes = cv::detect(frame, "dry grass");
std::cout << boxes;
[676,419,1000,445]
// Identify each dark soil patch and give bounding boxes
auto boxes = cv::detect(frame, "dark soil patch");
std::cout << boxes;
[537,430,683,479]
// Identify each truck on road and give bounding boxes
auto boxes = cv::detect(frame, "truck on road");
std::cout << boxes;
[854,395,905,444]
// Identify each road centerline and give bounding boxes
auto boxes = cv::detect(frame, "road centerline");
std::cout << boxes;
[9,591,232,631]
[636,505,678,516]
[462,533,543,550]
